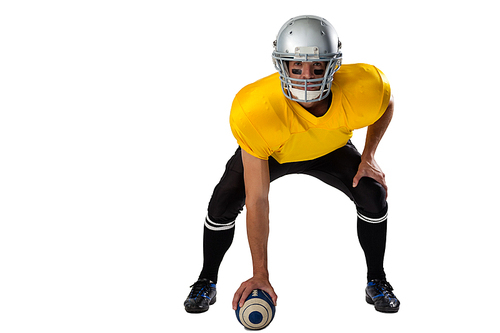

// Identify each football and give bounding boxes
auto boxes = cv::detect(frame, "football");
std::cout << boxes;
[235,289,276,330]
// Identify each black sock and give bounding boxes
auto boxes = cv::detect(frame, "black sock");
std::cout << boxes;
[199,222,235,284]
[357,210,388,281]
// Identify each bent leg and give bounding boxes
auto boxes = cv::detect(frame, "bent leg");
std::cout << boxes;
[199,147,297,283]
[199,148,246,283]
[302,141,389,281]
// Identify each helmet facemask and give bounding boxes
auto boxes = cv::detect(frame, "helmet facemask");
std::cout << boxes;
[272,16,342,103]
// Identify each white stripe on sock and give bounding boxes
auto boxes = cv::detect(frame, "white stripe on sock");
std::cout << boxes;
[204,215,235,231]
[357,211,388,224]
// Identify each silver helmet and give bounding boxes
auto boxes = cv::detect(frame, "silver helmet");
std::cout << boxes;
[272,15,342,103]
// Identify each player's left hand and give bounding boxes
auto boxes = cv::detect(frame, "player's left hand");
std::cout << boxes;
[352,157,388,198]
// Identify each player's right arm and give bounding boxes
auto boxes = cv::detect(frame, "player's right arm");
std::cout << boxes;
[232,149,278,310]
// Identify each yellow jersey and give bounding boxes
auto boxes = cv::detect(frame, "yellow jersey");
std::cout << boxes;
[229,63,391,163]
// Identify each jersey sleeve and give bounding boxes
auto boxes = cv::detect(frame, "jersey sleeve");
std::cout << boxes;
[229,95,272,160]
[342,65,391,130]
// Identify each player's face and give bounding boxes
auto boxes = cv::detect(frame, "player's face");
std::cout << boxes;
[288,61,327,90]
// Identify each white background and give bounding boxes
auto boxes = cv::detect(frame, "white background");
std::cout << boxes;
[1,0,499,332]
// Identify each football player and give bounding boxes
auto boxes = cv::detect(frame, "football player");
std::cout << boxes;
[184,15,400,314]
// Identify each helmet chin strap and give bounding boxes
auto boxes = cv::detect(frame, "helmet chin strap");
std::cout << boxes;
[289,87,325,102]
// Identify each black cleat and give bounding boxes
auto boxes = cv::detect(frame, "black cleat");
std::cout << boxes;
[365,279,400,313]
[184,278,217,313]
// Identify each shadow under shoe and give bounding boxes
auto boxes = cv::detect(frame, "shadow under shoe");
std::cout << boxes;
[184,278,217,313]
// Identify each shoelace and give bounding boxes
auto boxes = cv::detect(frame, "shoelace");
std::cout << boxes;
[375,281,396,298]
[188,280,210,299]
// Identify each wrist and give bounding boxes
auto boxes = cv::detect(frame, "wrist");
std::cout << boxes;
[361,151,375,162]
[253,269,269,279]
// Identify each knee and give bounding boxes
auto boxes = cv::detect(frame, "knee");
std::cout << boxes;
[208,197,245,224]
[353,177,387,215]
[207,178,246,224]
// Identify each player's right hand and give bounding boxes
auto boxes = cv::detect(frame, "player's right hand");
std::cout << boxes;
[232,275,278,310]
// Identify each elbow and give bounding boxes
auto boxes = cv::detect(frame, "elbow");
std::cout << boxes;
[246,196,269,211]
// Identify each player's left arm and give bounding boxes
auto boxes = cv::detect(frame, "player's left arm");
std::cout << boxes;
[352,95,394,197]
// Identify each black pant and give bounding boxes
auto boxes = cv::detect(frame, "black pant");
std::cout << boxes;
[200,141,388,283]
